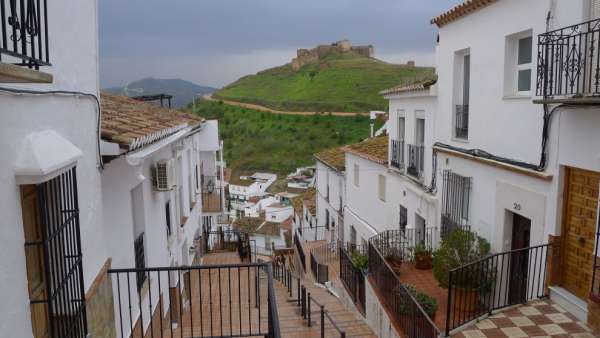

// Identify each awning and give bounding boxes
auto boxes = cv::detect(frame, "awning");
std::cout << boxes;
[15,130,82,184]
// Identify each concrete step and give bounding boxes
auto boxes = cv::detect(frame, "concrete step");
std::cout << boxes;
[549,286,588,321]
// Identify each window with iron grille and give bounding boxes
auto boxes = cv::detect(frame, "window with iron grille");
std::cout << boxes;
[23,167,88,338]
[441,170,472,238]
[325,209,330,230]
[134,233,146,291]
[399,204,408,230]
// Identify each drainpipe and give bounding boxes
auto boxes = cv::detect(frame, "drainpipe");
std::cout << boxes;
[219,139,226,213]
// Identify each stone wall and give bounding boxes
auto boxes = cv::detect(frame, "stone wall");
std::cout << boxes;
[86,259,116,338]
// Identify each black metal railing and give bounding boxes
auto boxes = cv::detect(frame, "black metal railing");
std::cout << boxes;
[592,226,600,302]
[272,261,347,338]
[310,241,339,265]
[537,18,600,97]
[310,252,329,284]
[455,105,469,139]
[407,144,425,178]
[27,167,87,338]
[201,176,223,213]
[339,245,366,315]
[0,0,50,68]
[445,244,551,335]
[108,262,281,338]
[200,229,251,261]
[294,232,306,271]
[441,170,472,239]
[368,236,441,338]
[391,139,405,170]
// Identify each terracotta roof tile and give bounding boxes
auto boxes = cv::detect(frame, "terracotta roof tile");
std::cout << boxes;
[315,146,346,172]
[100,93,204,151]
[380,77,437,96]
[431,0,498,27]
[342,136,389,166]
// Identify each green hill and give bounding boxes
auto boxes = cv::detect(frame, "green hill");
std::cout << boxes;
[214,50,434,113]
[188,100,383,174]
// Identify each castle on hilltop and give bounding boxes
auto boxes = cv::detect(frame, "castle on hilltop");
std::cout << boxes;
[291,39,374,71]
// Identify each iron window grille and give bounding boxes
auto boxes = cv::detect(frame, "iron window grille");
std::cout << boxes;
[390,139,405,170]
[537,17,600,98]
[455,105,469,139]
[0,0,51,68]
[407,144,425,178]
[27,167,87,338]
[441,170,472,238]
[134,233,146,291]
[165,201,172,236]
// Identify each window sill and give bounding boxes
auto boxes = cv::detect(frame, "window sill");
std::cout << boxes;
[502,95,531,100]
[451,137,469,144]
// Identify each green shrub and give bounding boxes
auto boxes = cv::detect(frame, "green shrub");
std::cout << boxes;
[432,229,491,289]
[399,284,438,318]
[350,251,368,272]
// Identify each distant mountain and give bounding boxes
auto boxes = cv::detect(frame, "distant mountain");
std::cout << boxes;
[104,78,218,108]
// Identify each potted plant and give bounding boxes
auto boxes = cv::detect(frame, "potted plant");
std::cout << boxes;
[432,229,491,314]
[413,242,433,270]
[351,251,369,273]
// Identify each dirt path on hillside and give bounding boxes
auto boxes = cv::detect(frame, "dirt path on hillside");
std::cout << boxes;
[202,94,369,116]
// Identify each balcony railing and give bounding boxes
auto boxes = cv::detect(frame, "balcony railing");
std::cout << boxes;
[0,0,50,68]
[537,18,600,98]
[294,231,306,271]
[391,139,405,170]
[339,245,366,315]
[445,244,551,335]
[201,176,223,213]
[407,144,425,179]
[455,105,469,139]
[108,262,281,338]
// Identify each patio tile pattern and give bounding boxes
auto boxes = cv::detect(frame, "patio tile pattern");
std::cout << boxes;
[452,299,594,338]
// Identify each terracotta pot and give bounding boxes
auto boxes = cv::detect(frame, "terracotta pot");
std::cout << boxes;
[451,287,480,315]
[415,253,433,270]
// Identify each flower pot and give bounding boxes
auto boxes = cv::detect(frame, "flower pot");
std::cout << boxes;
[451,287,480,315]
[415,253,432,270]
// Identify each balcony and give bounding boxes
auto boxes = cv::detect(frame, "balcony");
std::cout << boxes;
[536,18,600,103]
[455,105,469,139]
[390,139,405,170]
[201,175,224,213]
[407,144,424,179]
[0,0,52,83]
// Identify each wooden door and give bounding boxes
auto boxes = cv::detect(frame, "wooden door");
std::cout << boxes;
[21,185,49,338]
[509,213,531,304]
[561,167,600,299]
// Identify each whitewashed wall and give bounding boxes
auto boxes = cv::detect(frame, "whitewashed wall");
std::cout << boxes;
[315,161,345,243]
[0,1,104,338]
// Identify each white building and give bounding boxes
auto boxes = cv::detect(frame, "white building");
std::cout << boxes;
[408,0,600,329]
[0,1,115,338]
[99,93,225,337]
[314,147,346,244]
[228,172,277,211]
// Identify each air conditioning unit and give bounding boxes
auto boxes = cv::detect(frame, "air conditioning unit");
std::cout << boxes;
[152,159,175,191]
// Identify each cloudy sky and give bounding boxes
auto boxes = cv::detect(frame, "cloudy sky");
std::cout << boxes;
[99,0,461,89]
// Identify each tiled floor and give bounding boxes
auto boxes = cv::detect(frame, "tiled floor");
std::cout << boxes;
[452,299,594,338]
[395,262,448,329]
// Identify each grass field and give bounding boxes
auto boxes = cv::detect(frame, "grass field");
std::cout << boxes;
[214,51,435,113]
[189,100,383,175]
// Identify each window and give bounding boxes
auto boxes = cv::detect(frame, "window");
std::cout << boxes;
[505,31,533,96]
[165,201,172,237]
[441,170,472,238]
[325,209,330,230]
[454,49,470,139]
[397,114,405,141]
[134,233,146,291]
[350,226,357,246]
[354,164,360,187]
[516,36,532,93]
[416,118,425,146]
[399,204,408,230]
[378,174,386,201]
